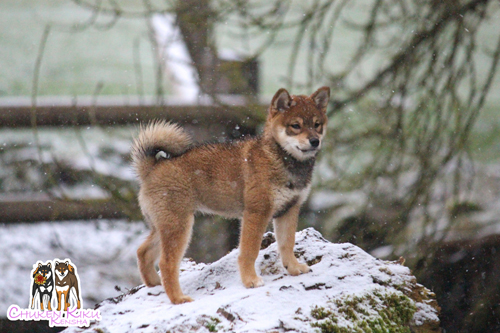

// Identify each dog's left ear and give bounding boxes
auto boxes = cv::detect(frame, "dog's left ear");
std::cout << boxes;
[47,262,51,268]
[310,87,330,113]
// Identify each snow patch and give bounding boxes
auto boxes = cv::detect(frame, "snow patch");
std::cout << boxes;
[0,220,144,314]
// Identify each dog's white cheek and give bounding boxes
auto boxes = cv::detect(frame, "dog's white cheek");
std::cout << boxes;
[275,128,302,158]
[284,138,302,153]
[275,128,288,146]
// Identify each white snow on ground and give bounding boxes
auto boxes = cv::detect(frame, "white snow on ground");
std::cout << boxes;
[64,228,439,333]
[0,220,145,314]
[0,126,136,183]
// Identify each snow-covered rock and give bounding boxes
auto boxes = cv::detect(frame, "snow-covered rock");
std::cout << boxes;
[65,228,440,333]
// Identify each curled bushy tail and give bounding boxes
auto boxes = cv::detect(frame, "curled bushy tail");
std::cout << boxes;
[131,120,192,181]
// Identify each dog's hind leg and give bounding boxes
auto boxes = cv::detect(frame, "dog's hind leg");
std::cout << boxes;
[157,212,195,304]
[137,222,162,287]
[31,289,38,309]
[71,285,81,309]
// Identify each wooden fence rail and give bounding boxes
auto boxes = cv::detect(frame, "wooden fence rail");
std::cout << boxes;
[0,101,266,130]
[0,199,134,223]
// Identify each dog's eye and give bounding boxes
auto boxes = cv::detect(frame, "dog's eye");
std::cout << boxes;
[290,124,301,130]
[314,122,321,129]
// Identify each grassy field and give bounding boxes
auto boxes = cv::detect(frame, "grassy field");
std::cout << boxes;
[0,0,372,97]
[0,0,160,97]
[1,0,500,162]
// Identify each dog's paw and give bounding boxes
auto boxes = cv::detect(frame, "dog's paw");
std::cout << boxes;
[242,276,264,288]
[144,279,162,287]
[171,295,194,304]
[286,262,310,276]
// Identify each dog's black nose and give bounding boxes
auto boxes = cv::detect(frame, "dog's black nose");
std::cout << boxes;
[309,138,320,148]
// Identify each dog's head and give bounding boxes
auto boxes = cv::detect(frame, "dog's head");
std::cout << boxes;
[55,261,72,279]
[37,263,52,278]
[266,87,330,161]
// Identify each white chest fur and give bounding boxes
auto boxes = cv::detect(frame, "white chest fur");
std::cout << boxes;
[56,285,70,292]
[56,270,69,292]
[272,183,311,217]
[39,285,53,293]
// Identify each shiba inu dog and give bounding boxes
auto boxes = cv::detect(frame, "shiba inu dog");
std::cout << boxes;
[54,261,81,311]
[131,87,330,304]
[31,262,54,310]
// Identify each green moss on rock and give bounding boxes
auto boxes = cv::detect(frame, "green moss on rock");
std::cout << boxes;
[311,290,416,333]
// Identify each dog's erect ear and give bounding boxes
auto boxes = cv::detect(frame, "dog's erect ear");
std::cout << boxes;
[47,262,51,268]
[270,88,292,116]
[310,86,330,112]
[55,261,59,265]
[38,263,42,267]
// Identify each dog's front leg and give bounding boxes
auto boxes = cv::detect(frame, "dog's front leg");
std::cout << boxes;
[56,291,62,311]
[273,204,310,276]
[238,210,271,288]
[63,290,70,311]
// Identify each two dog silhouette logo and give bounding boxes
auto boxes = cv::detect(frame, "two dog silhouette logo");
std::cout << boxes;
[30,259,81,311]
[7,258,100,327]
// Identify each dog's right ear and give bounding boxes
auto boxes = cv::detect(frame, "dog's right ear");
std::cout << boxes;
[310,86,330,113]
[270,88,292,117]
